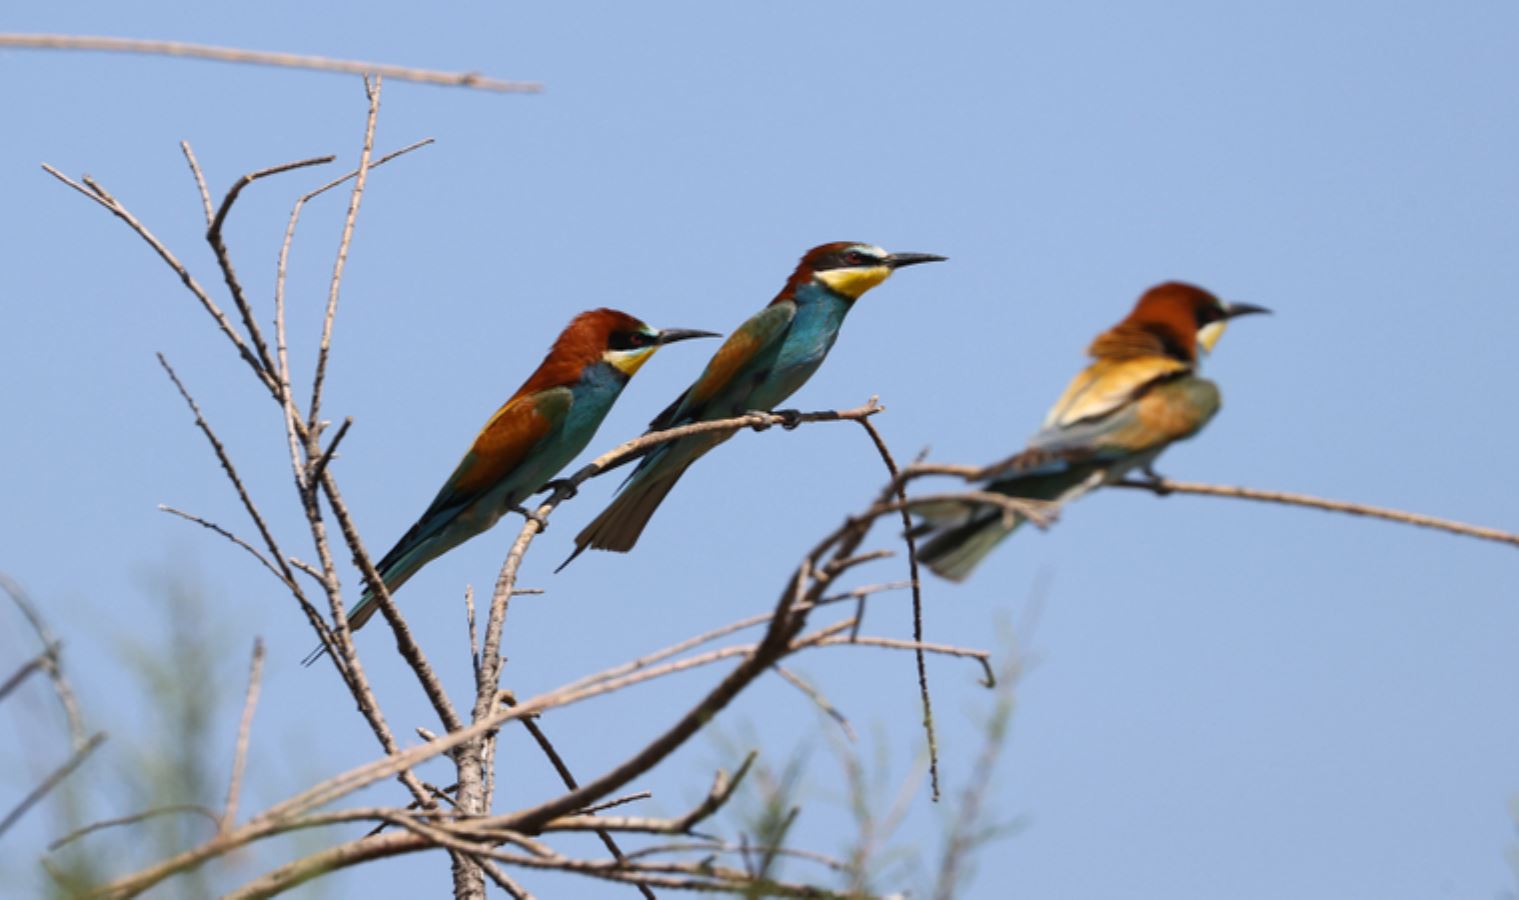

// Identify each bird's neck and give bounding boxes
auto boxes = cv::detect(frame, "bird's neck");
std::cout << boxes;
[576,360,631,394]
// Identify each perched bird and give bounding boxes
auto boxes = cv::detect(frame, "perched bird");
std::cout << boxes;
[304,309,715,664]
[914,281,1268,582]
[563,242,946,567]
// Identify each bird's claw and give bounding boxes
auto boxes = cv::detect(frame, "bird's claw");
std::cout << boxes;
[746,409,802,432]
[1138,465,1173,496]
[511,505,551,531]
[746,410,773,432]
[541,478,579,500]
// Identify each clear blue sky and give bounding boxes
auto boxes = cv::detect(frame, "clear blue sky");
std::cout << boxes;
[3,2,1518,897]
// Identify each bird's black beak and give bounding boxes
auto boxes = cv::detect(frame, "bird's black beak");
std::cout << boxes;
[883,251,948,269]
[655,328,721,345]
[1222,301,1272,319]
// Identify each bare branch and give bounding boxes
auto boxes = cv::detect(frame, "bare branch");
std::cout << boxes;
[856,416,938,798]
[316,468,462,734]
[1114,477,1519,548]
[40,166,279,395]
[206,154,336,381]
[0,33,542,92]
[221,638,266,834]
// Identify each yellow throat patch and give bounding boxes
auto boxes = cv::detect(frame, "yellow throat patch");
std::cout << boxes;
[1196,320,1229,354]
[816,265,892,299]
[605,346,657,376]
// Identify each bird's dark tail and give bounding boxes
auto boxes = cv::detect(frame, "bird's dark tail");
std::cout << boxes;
[299,593,384,667]
[559,462,694,571]
[915,464,1106,582]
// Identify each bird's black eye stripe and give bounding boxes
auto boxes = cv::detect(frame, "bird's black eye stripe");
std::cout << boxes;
[816,249,876,271]
[608,330,652,351]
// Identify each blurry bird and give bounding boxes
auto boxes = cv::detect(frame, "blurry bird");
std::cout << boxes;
[563,242,946,567]
[304,309,715,664]
[914,281,1268,582]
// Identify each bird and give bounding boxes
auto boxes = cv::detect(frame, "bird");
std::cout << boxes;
[913,281,1269,582]
[562,242,947,567]
[303,309,716,664]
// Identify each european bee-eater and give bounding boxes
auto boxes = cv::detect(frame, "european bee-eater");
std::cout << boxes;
[914,281,1268,582]
[563,242,946,567]
[304,309,715,664]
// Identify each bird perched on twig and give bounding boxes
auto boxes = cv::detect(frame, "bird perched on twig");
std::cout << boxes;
[304,309,715,665]
[914,281,1269,582]
[562,242,946,568]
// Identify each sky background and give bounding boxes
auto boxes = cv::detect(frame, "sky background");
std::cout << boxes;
[3,2,1518,897]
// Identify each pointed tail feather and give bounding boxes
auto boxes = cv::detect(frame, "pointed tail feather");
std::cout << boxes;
[914,463,1110,583]
[915,513,1025,583]
[300,526,445,666]
[561,462,693,569]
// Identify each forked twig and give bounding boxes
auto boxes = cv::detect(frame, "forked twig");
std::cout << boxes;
[0,732,106,839]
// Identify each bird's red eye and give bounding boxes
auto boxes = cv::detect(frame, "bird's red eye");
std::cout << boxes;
[609,330,648,351]
[845,251,867,266]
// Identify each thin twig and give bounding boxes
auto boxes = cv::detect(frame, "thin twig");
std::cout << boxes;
[775,665,857,742]
[466,585,480,679]
[1,574,87,747]
[48,804,220,851]
[221,638,266,834]
[307,416,351,486]
[0,34,542,92]
[0,732,106,838]
[0,650,53,704]
[178,141,213,227]
[814,636,997,688]
[575,792,653,816]
[621,839,849,873]
[857,417,938,799]
[308,75,380,432]
[1115,477,1519,548]
[155,356,316,626]
[158,505,287,585]
[477,857,533,899]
